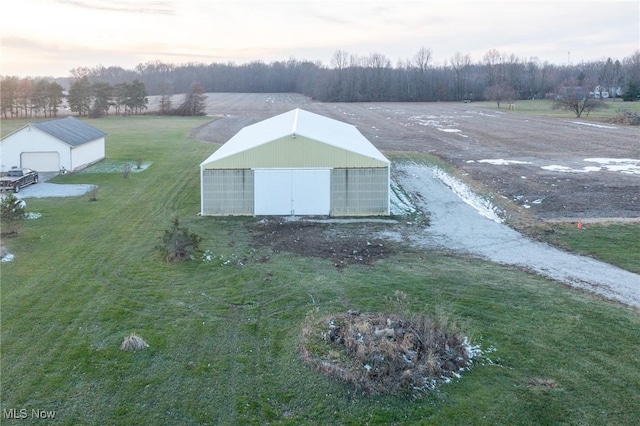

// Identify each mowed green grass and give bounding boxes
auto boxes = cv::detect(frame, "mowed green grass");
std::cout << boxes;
[2,116,640,425]
[528,223,640,275]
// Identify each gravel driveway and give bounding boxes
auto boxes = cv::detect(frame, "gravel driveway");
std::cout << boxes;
[396,163,640,309]
[15,182,96,199]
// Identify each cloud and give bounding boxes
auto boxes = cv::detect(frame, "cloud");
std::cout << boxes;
[52,0,175,14]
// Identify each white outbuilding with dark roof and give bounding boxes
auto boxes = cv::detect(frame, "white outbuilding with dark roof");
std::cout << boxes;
[200,108,390,216]
[0,117,107,173]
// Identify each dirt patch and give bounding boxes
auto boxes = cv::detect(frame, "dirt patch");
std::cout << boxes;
[248,218,395,269]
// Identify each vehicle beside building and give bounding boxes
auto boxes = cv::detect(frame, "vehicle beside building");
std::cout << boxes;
[0,168,39,193]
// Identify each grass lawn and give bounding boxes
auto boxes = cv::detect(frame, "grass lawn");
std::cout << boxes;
[527,223,640,275]
[2,116,640,425]
[473,98,640,121]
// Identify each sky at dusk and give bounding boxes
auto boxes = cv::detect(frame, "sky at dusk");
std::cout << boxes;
[1,0,638,77]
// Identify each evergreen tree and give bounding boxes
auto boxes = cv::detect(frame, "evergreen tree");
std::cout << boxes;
[622,81,640,101]
[176,81,206,116]
[89,81,113,117]
[68,76,92,116]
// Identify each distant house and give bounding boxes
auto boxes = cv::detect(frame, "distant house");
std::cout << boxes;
[0,117,107,173]
[200,108,390,216]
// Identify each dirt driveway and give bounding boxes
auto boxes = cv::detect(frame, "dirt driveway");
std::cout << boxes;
[193,93,640,223]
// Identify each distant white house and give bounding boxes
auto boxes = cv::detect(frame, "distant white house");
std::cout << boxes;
[593,85,623,99]
[0,117,107,173]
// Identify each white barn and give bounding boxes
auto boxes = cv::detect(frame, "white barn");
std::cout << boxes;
[0,117,107,173]
[200,109,390,216]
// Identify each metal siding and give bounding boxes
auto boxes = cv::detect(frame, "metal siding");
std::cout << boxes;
[330,168,389,216]
[202,136,387,169]
[201,169,254,215]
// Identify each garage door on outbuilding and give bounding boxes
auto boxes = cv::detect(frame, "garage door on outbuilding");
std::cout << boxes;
[200,109,390,217]
[21,152,61,172]
[254,168,331,215]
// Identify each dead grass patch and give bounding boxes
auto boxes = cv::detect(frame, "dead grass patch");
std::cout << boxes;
[526,378,559,390]
[120,334,149,352]
[300,293,479,396]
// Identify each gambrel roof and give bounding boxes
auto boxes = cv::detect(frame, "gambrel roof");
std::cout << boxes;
[201,108,389,167]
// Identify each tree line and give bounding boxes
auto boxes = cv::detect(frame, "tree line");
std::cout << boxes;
[85,48,640,102]
[0,74,148,119]
[0,77,65,119]
[2,48,639,119]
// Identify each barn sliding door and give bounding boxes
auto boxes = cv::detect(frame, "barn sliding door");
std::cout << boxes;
[254,169,330,215]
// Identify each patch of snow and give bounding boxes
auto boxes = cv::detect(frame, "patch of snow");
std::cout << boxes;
[478,159,532,165]
[541,165,589,173]
[438,128,461,133]
[467,111,499,117]
[431,167,504,223]
[1,194,26,208]
[570,121,617,129]
[541,158,640,175]
[25,212,42,219]
[390,179,418,216]
[1,253,14,263]
[584,158,640,175]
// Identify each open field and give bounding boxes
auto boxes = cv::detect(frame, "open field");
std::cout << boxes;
[2,112,640,424]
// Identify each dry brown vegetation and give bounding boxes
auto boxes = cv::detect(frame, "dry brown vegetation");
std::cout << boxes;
[300,293,477,396]
[119,334,149,352]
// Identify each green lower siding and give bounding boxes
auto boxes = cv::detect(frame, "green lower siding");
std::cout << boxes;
[201,169,254,215]
[201,167,389,216]
[330,168,389,216]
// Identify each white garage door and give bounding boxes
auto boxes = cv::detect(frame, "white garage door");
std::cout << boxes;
[21,152,60,172]
[254,169,330,215]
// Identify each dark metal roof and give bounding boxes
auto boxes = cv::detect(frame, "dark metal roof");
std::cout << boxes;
[31,117,107,146]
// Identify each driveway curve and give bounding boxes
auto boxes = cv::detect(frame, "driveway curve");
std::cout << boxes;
[396,163,640,309]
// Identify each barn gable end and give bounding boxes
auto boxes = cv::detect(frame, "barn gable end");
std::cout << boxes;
[200,109,390,217]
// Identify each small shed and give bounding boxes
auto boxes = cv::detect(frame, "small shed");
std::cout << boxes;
[200,109,390,216]
[0,117,107,172]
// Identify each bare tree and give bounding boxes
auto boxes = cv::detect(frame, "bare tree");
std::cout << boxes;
[485,82,516,108]
[450,52,472,100]
[553,82,606,117]
[483,48,503,86]
[158,81,173,115]
[413,47,432,72]
[331,50,349,70]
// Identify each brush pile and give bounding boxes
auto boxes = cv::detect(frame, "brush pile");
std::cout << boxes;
[608,111,640,125]
[300,308,478,396]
